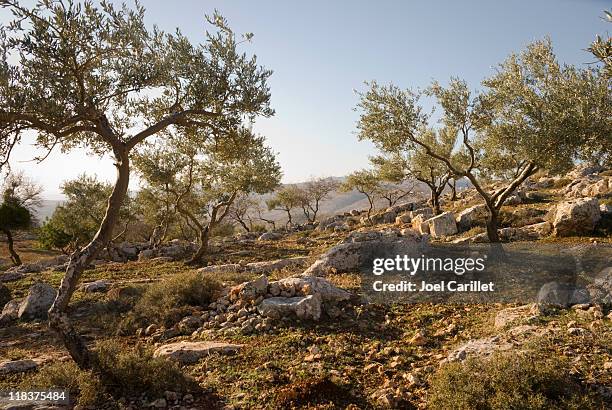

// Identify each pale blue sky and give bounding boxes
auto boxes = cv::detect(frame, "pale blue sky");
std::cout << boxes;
[6,0,610,198]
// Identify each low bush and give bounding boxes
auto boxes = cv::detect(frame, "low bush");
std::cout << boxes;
[94,340,197,398]
[119,271,221,332]
[24,361,104,406]
[428,351,602,409]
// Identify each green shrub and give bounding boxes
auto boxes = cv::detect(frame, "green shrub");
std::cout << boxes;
[94,340,197,398]
[428,352,601,409]
[37,220,72,253]
[24,362,104,406]
[120,271,221,332]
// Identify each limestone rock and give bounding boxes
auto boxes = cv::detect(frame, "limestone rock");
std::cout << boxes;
[258,232,282,241]
[427,212,458,238]
[79,279,111,293]
[455,204,488,231]
[245,257,310,274]
[537,281,590,309]
[18,283,57,320]
[153,341,243,364]
[0,359,38,374]
[228,275,269,302]
[0,299,20,324]
[303,230,427,276]
[395,213,412,225]
[446,336,512,362]
[552,197,600,237]
[257,294,322,320]
[410,207,433,220]
[274,275,351,303]
[411,214,430,234]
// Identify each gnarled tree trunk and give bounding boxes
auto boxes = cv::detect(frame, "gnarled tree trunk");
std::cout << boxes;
[2,229,21,266]
[48,147,130,370]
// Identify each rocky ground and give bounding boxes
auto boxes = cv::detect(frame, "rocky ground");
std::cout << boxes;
[0,167,611,409]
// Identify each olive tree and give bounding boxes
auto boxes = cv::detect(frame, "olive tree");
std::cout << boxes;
[340,169,380,222]
[266,185,303,227]
[0,171,41,265]
[588,10,611,78]
[228,194,259,232]
[0,1,273,369]
[135,128,281,264]
[357,40,608,242]
[298,177,339,223]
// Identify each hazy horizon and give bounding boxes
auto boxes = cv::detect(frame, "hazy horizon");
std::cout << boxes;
[3,0,609,199]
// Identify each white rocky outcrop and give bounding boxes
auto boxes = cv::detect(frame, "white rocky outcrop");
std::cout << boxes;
[455,204,488,231]
[426,212,458,238]
[17,283,57,320]
[552,197,600,237]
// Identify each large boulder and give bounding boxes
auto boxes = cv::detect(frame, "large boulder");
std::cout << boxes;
[257,294,322,320]
[563,175,611,198]
[17,283,57,320]
[303,230,427,276]
[499,222,552,241]
[427,212,458,238]
[552,197,601,237]
[455,204,488,231]
[154,341,243,364]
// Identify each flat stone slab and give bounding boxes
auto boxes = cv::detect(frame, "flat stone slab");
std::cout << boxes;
[153,341,243,364]
[0,359,38,374]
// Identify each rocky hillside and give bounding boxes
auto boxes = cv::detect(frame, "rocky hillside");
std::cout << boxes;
[0,165,610,409]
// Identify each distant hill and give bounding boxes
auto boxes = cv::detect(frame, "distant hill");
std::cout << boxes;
[32,177,470,226]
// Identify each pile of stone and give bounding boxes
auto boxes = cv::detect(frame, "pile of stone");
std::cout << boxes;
[147,274,354,339]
